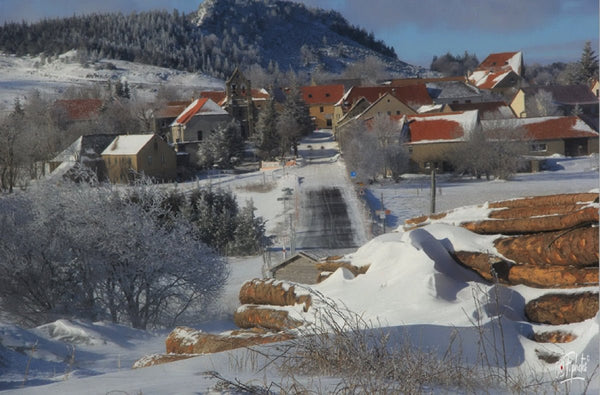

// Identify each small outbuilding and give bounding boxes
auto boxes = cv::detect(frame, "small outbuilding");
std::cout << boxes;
[270,252,320,284]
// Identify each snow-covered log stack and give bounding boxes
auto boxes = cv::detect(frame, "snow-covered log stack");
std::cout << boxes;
[405,192,599,330]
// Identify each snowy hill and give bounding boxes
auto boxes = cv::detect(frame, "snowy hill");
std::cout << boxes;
[0,0,424,81]
[194,0,420,76]
[0,51,224,111]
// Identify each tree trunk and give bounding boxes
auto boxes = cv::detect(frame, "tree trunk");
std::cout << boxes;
[494,226,598,266]
[461,207,598,235]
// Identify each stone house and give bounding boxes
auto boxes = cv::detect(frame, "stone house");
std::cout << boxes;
[101,134,176,183]
[169,98,233,158]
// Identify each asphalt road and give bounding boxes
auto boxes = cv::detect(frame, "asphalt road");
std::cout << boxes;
[296,187,359,250]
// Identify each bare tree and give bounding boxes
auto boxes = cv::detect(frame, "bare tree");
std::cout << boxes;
[526,90,561,117]
[448,125,529,180]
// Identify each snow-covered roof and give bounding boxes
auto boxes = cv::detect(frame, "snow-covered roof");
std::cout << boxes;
[396,110,480,143]
[171,98,228,126]
[481,116,599,140]
[102,134,155,156]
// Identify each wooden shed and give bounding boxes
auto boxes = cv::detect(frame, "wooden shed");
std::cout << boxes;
[270,252,320,284]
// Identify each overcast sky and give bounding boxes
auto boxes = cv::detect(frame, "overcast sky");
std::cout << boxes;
[0,0,597,67]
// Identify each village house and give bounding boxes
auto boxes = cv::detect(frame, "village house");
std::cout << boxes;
[169,98,233,157]
[152,100,193,139]
[101,134,176,183]
[482,116,599,157]
[395,110,481,172]
[467,51,523,96]
[332,84,432,135]
[49,134,118,180]
[336,92,417,136]
[300,84,345,129]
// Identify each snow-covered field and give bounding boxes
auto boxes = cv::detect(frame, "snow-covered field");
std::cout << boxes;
[0,50,224,111]
[1,128,598,393]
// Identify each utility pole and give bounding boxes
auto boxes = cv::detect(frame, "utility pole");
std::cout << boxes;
[430,166,436,214]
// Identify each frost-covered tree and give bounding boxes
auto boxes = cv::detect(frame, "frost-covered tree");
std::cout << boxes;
[228,199,267,255]
[196,121,243,169]
[0,178,228,329]
[526,89,561,117]
[447,126,528,180]
[339,120,383,183]
[255,98,280,160]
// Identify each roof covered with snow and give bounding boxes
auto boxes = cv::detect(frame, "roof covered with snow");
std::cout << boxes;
[477,51,522,75]
[481,116,599,140]
[101,134,156,156]
[171,98,228,126]
[448,101,515,119]
[394,110,480,143]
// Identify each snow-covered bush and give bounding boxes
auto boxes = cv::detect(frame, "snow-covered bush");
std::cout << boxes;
[0,178,228,329]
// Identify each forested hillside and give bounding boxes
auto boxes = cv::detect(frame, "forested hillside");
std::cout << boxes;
[0,0,417,80]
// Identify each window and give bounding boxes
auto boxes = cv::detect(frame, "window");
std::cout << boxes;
[198,131,203,141]
[147,155,153,165]
[326,119,332,127]
[325,93,330,97]
[308,94,313,98]
[530,143,547,152]
[320,106,324,113]
[396,111,401,115]
[387,111,391,115]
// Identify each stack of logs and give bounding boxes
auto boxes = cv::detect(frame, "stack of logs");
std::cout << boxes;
[406,192,599,344]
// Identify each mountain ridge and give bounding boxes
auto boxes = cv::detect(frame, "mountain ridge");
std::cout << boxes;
[0,0,422,79]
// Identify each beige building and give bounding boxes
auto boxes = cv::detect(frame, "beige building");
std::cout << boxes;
[300,84,345,129]
[102,134,176,183]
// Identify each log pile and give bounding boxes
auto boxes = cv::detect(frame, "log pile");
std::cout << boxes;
[407,192,599,344]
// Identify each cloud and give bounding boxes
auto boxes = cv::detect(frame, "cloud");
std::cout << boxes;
[296,0,592,33]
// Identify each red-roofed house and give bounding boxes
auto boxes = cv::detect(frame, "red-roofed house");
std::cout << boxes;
[301,84,345,129]
[169,98,233,157]
[482,116,599,157]
[468,51,523,94]
[152,100,193,138]
[54,99,103,122]
[396,110,481,171]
